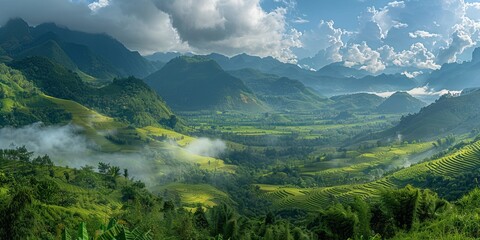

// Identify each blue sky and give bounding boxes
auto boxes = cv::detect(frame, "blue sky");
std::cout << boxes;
[2,0,480,74]
[261,0,392,30]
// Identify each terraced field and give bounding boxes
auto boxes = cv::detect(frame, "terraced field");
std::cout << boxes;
[43,95,126,152]
[138,126,195,146]
[151,183,231,210]
[260,140,480,211]
[300,142,434,184]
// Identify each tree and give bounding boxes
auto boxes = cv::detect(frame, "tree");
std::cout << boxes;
[193,206,209,229]
[209,204,238,239]
[0,187,37,239]
[381,185,419,230]
[36,179,60,204]
[123,168,129,179]
[63,172,70,182]
[168,115,178,129]
[98,162,110,174]
[308,204,358,240]
[108,166,121,178]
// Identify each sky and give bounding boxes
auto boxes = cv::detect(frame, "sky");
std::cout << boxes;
[2,0,480,73]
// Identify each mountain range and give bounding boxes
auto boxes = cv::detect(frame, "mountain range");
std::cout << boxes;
[426,48,480,91]
[145,56,266,111]
[0,18,158,80]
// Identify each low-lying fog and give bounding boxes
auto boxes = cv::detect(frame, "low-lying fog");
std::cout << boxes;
[369,86,462,103]
[0,123,227,187]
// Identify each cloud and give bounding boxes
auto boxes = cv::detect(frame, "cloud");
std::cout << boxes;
[292,17,309,24]
[370,86,462,103]
[0,0,301,62]
[409,30,441,39]
[0,123,90,156]
[0,123,228,187]
[185,138,226,158]
[379,43,441,70]
[438,29,475,63]
[344,42,386,73]
[401,71,423,79]
[387,1,405,8]
[153,0,301,62]
[88,0,110,12]
[0,0,187,55]
[319,20,347,63]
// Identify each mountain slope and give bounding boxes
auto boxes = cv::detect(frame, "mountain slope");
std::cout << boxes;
[264,138,480,211]
[0,19,156,79]
[426,47,480,90]
[145,56,266,111]
[329,93,385,112]
[0,63,72,127]
[376,92,426,114]
[316,62,370,78]
[204,53,419,95]
[229,68,328,111]
[9,57,177,128]
[386,91,480,140]
[31,22,157,78]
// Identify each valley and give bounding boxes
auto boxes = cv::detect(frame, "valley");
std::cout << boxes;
[1,13,480,240]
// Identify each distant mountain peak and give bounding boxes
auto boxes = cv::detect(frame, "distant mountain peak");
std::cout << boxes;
[472,47,480,62]
[376,91,425,114]
[145,57,264,111]
[4,18,29,29]
[1,18,31,42]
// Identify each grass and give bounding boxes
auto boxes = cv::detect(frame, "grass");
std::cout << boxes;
[151,183,230,209]
[138,126,195,146]
[258,140,480,211]
[0,159,125,220]
[44,95,126,152]
[299,142,434,184]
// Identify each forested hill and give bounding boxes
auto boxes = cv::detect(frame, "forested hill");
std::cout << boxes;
[387,90,480,140]
[376,92,426,114]
[0,18,157,79]
[9,57,178,129]
[145,56,266,111]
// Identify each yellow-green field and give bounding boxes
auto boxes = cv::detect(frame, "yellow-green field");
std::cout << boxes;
[299,142,434,182]
[258,140,480,211]
[152,183,231,209]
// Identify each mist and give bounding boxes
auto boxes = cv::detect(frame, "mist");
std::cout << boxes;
[0,123,227,187]
[370,86,462,103]
[185,138,226,158]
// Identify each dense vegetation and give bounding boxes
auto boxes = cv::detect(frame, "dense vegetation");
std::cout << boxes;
[145,56,265,111]
[2,147,480,239]
[3,17,480,240]
[0,18,158,79]
[8,57,179,129]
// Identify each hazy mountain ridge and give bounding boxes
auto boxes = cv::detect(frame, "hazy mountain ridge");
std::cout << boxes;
[145,56,266,111]
[0,18,158,80]
[426,48,480,91]
[376,92,426,114]
[228,68,328,111]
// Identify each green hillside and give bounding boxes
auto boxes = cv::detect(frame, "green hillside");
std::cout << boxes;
[388,91,480,140]
[145,56,266,111]
[376,92,426,114]
[329,93,385,112]
[9,57,177,129]
[229,68,328,111]
[260,138,480,211]
[0,63,72,127]
[0,147,218,239]
[0,18,156,80]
